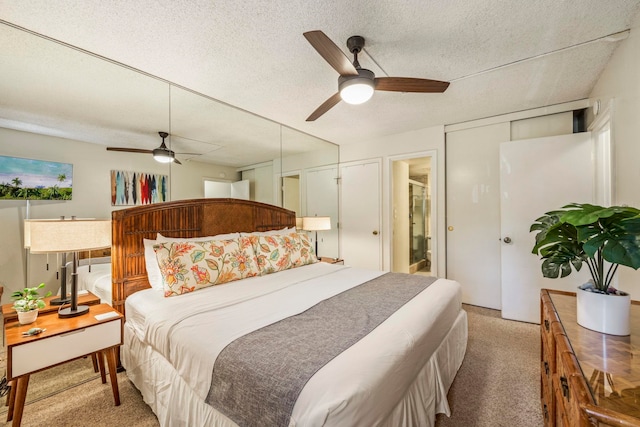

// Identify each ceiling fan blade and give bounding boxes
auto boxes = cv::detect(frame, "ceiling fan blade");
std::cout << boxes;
[173,158,182,165]
[374,77,450,93]
[306,92,342,121]
[304,31,358,76]
[106,147,154,154]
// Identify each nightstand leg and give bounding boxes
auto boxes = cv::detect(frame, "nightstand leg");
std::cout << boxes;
[91,353,99,373]
[6,380,15,421]
[11,375,29,427]
[97,352,107,384]
[105,347,120,406]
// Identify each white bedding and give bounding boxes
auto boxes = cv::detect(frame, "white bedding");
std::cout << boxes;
[76,262,112,305]
[123,263,467,426]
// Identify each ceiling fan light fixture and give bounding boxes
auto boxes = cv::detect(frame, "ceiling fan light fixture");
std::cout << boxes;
[152,148,175,163]
[339,69,375,105]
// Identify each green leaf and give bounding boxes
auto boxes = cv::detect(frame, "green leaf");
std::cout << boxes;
[190,250,206,263]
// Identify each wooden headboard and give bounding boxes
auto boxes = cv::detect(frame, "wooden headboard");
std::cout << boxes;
[111,198,296,314]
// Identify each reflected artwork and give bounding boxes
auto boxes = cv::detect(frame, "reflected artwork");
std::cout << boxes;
[111,170,168,206]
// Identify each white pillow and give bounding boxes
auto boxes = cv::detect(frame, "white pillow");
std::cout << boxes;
[239,227,295,237]
[156,232,240,242]
[143,238,164,291]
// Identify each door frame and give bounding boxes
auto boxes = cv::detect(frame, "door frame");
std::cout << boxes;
[388,150,438,277]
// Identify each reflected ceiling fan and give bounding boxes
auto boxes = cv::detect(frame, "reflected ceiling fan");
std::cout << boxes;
[303,30,450,121]
[106,131,194,165]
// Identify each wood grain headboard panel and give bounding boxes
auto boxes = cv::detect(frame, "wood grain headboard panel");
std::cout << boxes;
[111,198,296,314]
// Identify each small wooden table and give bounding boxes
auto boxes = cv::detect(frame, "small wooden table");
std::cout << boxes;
[320,257,344,265]
[4,303,123,426]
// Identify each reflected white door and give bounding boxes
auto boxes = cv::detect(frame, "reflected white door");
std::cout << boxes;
[500,133,593,323]
[340,160,381,269]
[306,166,339,259]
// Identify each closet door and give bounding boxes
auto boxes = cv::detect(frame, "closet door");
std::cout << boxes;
[446,123,508,309]
[500,133,593,322]
[340,160,382,269]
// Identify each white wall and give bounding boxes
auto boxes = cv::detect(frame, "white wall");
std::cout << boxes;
[0,127,239,298]
[340,125,445,274]
[589,24,640,296]
[392,160,409,273]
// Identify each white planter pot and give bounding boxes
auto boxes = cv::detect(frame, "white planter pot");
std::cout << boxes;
[17,310,38,325]
[576,288,631,336]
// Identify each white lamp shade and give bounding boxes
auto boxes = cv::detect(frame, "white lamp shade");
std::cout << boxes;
[25,218,111,253]
[302,216,331,231]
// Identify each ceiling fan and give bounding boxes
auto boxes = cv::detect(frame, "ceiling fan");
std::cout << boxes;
[303,30,450,121]
[107,131,192,165]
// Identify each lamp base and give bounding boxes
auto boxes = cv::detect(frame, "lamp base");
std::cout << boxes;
[49,296,71,306]
[58,304,90,318]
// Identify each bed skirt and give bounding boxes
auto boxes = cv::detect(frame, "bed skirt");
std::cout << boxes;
[122,309,468,427]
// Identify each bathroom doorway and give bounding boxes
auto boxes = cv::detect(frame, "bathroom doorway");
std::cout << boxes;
[391,155,433,275]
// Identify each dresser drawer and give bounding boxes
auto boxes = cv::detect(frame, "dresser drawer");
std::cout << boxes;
[9,319,121,379]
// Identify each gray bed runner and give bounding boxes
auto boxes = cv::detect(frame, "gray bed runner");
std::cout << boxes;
[206,272,437,427]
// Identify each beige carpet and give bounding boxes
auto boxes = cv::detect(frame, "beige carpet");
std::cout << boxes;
[3,304,542,426]
[435,305,543,427]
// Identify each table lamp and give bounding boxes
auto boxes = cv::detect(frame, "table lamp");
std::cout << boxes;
[25,218,111,318]
[302,216,331,258]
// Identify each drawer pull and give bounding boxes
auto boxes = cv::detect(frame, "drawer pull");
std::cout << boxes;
[543,403,548,421]
[560,376,570,400]
[544,361,549,376]
[544,319,549,331]
[59,328,86,337]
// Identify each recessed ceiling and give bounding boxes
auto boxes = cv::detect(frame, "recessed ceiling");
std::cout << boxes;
[1,0,640,153]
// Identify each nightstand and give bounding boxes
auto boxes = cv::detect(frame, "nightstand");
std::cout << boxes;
[320,257,344,265]
[4,303,123,426]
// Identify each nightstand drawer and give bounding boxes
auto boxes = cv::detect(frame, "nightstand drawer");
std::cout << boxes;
[10,319,120,378]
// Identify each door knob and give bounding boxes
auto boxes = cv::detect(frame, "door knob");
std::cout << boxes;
[503,237,512,244]
[372,230,379,235]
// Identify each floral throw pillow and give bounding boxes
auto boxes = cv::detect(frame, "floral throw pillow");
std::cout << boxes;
[154,237,260,297]
[250,232,317,275]
[294,232,318,266]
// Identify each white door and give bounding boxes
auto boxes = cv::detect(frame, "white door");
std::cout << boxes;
[306,166,339,259]
[500,133,593,323]
[340,160,382,269]
[231,180,250,200]
[446,123,509,309]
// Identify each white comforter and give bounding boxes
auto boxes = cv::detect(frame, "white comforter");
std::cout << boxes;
[124,263,464,426]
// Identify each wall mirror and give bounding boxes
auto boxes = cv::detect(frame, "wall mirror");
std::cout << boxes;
[0,22,340,396]
[0,21,339,250]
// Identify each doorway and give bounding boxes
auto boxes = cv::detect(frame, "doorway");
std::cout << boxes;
[391,154,434,276]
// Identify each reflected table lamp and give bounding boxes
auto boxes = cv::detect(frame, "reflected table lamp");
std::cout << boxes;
[25,218,111,318]
[302,216,331,258]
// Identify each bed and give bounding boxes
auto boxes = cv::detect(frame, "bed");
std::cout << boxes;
[111,198,468,427]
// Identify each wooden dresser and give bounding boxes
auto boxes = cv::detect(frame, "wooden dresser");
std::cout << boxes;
[540,289,640,426]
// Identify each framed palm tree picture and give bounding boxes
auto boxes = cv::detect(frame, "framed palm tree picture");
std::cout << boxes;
[0,155,72,200]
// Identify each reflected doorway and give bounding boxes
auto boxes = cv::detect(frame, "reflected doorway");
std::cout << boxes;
[281,173,301,217]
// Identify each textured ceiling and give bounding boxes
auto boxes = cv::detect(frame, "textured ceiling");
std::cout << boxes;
[1,0,640,162]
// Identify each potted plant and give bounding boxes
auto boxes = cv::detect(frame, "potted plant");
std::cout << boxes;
[530,203,640,335]
[11,283,51,325]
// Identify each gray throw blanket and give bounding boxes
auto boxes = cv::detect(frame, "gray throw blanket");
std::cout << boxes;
[206,272,437,427]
